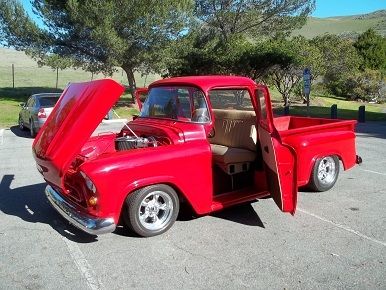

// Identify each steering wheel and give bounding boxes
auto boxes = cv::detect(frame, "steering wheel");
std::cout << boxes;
[197,115,210,123]
[192,110,210,123]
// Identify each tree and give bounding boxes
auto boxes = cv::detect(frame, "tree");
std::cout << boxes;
[342,69,385,103]
[165,34,322,107]
[261,36,322,107]
[0,0,193,96]
[194,0,315,41]
[354,29,386,73]
[311,34,361,96]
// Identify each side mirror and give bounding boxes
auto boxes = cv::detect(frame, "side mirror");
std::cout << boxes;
[207,127,215,138]
[19,103,25,107]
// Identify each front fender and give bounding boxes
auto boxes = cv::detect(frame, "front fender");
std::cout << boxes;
[81,140,213,222]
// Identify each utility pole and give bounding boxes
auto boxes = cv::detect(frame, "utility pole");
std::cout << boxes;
[12,64,15,88]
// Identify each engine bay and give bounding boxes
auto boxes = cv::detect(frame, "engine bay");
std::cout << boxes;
[115,125,172,151]
[115,135,158,150]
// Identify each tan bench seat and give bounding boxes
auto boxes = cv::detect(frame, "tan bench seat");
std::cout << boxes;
[211,144,256,164]
[210,109,257,174]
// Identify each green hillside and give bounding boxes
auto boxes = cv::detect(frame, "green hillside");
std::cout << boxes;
[0,48,159,89]
[294,10,386,38]
[0,48,158,127]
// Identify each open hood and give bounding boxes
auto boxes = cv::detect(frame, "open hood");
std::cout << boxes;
[33,79,124,187]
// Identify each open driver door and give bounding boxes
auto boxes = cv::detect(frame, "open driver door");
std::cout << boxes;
[134,88,149,110]
[255,85,297,214]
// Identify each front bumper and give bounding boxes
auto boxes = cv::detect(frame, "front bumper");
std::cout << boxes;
[45,185,116,235]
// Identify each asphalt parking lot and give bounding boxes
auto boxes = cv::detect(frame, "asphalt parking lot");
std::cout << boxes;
[0,121,385,289]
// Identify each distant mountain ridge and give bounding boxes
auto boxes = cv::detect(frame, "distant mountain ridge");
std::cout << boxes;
[294,9,386,39]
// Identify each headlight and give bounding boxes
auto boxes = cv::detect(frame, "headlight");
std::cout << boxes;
[80,171,97,194]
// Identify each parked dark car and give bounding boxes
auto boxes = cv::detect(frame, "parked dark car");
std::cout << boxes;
[19,93,61,137]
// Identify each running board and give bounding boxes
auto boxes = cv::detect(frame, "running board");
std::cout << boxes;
[211,189,270,212]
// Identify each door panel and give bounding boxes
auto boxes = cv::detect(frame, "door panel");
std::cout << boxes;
[134,88,148,110]
[255,86,297,214]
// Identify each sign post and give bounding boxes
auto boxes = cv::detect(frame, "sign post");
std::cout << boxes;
[303,68,311,116]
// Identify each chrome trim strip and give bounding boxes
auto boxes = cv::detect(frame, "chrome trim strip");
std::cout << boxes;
[45,185,116,235]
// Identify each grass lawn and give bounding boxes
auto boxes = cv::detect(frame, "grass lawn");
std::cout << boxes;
[0,99,23,128]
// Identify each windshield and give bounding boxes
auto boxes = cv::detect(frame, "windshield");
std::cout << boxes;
[140,86,210,123]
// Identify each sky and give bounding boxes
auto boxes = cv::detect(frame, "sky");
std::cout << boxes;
[21,0,386,21]
[312,0,386,17]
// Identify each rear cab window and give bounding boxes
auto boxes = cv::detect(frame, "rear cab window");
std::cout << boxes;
[208,89,254,111]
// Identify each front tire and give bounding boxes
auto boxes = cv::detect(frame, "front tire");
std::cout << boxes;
[309,155,340,192]
[123,184,179,237]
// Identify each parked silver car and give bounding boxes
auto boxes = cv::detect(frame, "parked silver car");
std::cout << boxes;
[18,93,61,137]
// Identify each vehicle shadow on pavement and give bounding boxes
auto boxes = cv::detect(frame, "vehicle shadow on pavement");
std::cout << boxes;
[211,202,265,228]
[355,122,386,140]
[10,126,32,139]
[0,174,98,243]
[176,202,265,227]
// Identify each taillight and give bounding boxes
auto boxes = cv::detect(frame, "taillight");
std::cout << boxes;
[38,108,46,118]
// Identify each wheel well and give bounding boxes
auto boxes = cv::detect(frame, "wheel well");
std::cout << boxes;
[117,182,192,225]
[308,154,342,183]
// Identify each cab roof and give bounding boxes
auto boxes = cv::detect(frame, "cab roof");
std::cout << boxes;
[150,75,258,92]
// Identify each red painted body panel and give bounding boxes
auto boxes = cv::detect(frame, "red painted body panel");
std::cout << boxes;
[32,76,360,234]
[274,116,357,186]
[134,87,148,111]
[150,76,257,93]
[32,79,124,188]
[255,85,297,214]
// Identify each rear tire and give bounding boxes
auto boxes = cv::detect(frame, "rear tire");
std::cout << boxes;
[309,155,339,192]
[30,120,36,138]
[18,116,26,131]
[123,184,179,237]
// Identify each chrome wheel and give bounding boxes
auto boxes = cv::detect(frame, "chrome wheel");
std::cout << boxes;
[138,190,173,231]
[309,155,339,192]
[124,184,179,237]
[317,156,336,185]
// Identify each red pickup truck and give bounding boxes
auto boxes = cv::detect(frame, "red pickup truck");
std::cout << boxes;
[32,76,361,237]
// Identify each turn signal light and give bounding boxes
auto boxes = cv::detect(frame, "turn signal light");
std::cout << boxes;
[88,196,98,206]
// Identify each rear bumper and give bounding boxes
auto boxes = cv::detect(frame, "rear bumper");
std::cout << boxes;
[45,185,116,235]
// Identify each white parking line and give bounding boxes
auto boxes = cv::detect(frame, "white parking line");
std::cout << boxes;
[298,208,386,248]
[361,169,386,176]
[101,118,128,124]
[60,235,103,290]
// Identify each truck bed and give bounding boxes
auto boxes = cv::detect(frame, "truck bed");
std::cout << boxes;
[273,116,357,187]
[273,116,356,137]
